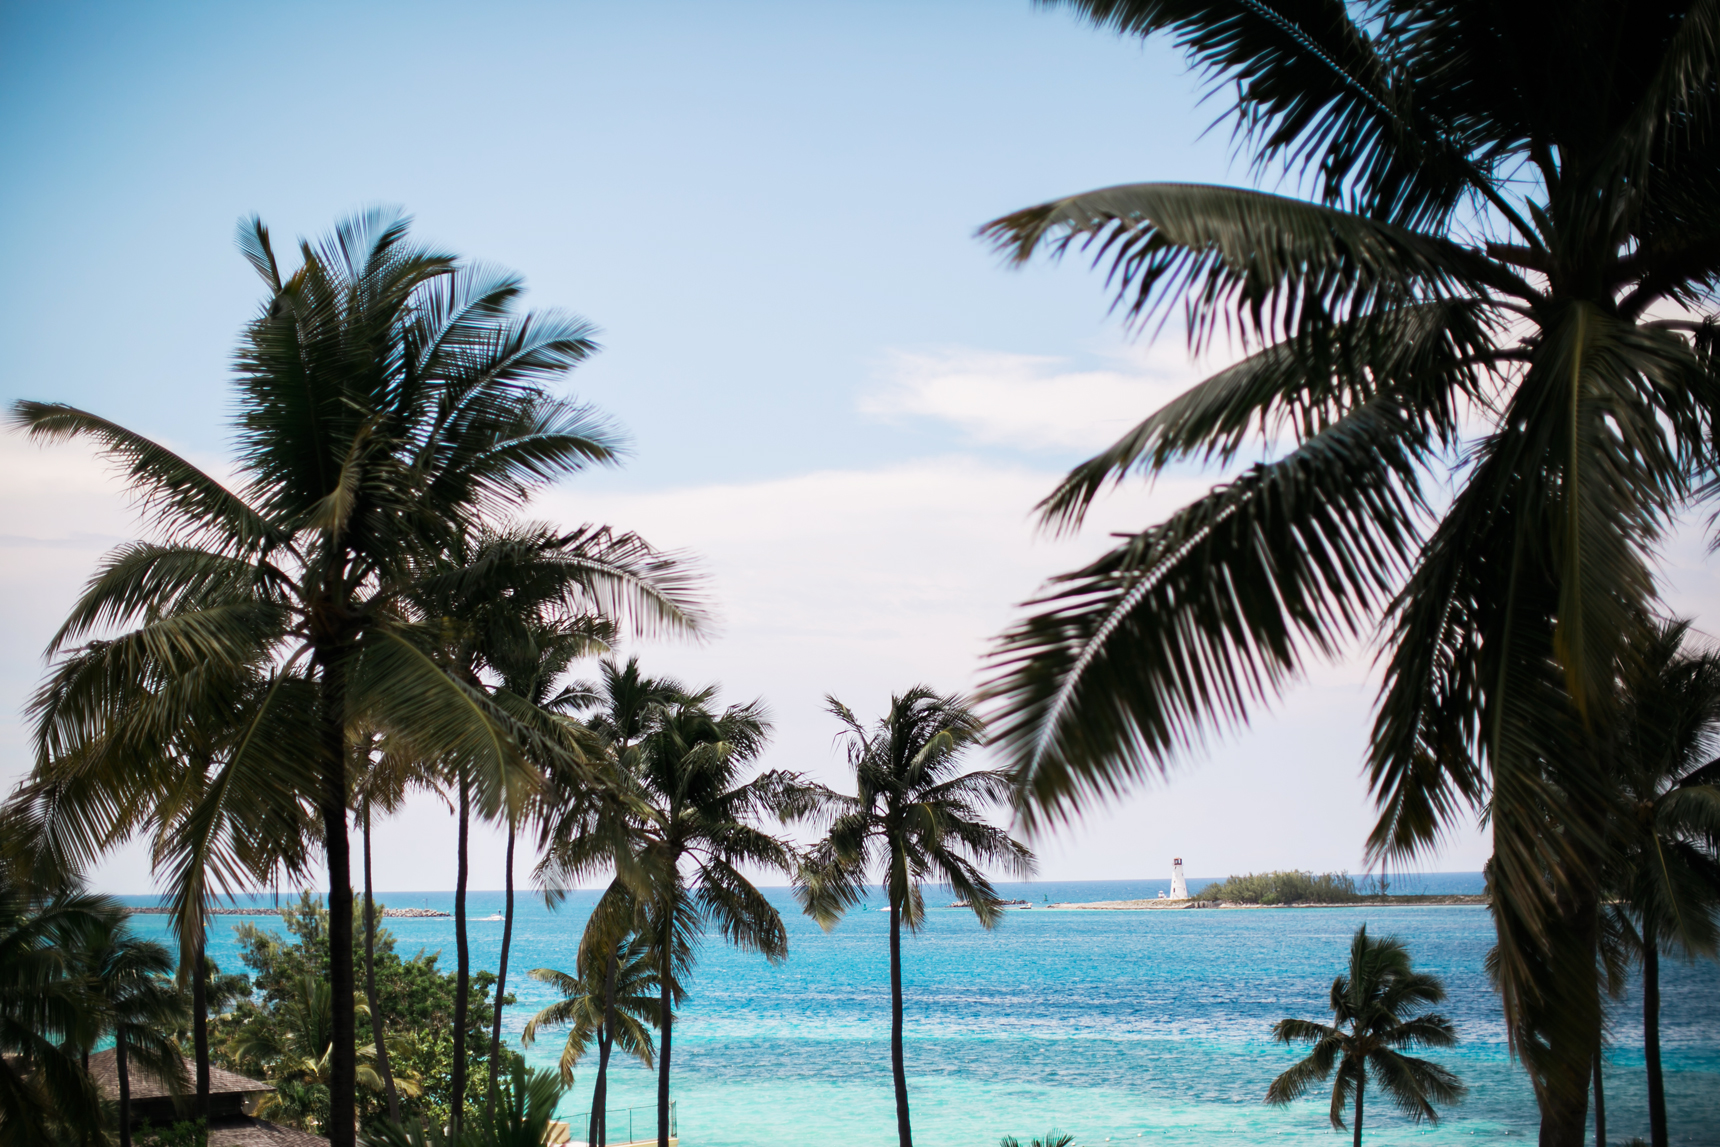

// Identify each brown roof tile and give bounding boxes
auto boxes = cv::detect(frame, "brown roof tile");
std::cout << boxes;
[86,1050,274,1103]
[207,1116,330,1147]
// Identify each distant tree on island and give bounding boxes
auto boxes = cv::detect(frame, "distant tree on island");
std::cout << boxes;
[1266,926,1464,1146]
[797,687,1034,1147]
[1195,872,1361,905]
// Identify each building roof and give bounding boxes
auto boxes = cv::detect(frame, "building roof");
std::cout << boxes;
[86,1050,274,1103]
[207,1116,329,1147]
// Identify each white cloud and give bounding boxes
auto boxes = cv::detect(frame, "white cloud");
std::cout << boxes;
[0,423,1495,897]
[860,344,1213,452]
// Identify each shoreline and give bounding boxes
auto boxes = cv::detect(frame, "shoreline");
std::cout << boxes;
[1044,894,1487,911]
[124,905,452,918]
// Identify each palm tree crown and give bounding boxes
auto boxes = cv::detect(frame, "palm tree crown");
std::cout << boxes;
[1605,618,1720,1147]
[978,4,1720,1136]
[1267,926,1465,1146]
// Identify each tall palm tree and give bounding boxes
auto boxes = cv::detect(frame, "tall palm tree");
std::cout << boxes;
[542,664,807,1147]
[353,736,424,1123]
[10,208,687,1147]
[978,5,1720,1139]
[1606,619,1720,1147]
[0,872,109,1147]
[520,931,659,1147]
[1266,926,1465,1146]
[79,911,188,1147]
[482,612,620,1125]
[796,687,1034,1147]
[405,528,691,1130]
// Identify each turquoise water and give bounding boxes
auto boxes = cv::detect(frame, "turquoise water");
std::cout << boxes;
[123,880,1720,1146]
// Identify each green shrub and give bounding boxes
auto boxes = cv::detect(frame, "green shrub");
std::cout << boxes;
[135,1119,206,1147]
[1193,870,1359,904]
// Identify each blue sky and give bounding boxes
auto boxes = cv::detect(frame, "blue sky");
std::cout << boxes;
[0,0,1529,892]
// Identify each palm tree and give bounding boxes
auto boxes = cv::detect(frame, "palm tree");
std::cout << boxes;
[237,974,421,1128]
[405,527,688,1129]
[0,871,109,1147]
[542,663,808,1147]
[1606,619,1720,1147]
[977,5,1720,1139]
[796,687,1034,1147]
[79,911,188,1147]
[354,737,424,1123]
[482,612,620,1125]
[520,932,659,1147]
[9,648,313,1124]
[998,1132,1074,1147]
[12,208,700,1147]
[1267,927,1465,1146]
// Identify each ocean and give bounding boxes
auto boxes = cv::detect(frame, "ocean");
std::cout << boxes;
[121,878,1720,1146]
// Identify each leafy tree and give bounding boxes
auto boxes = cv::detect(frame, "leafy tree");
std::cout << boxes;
[211,893,507,1136]
[12,207,687,1146]
[797,687,1033,1147]
[1266,926,1464,1146]
[1605,618,1720,1147]
[1194,872,1361,905]
[978,4,1720,1138]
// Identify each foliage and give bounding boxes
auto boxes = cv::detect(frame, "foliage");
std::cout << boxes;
[361,1062,565,1147]
[0,873,114,1147]
[976,3,1720,1133]
[208,893,515,1135]
[1266,927,1464,1142]
[1194,871,1360,905]
[998,1131,1074,1147]
[796,687,1033,1147]
[11,208,702,1147]
[796,687,1034,931]
[521,936,660,1085]
[1602,618,1720,1147]
[134,1119,206,1147]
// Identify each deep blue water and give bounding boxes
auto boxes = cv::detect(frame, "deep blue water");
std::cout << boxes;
[120,879,1720,1146]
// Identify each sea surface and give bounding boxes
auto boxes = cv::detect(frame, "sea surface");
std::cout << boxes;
[122,877,1720,1147]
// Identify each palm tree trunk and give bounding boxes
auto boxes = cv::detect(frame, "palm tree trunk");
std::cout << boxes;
[1644,937,1666,1147]
[889,900,912,1147]
[1352,1069,1363,1147]
[363,807,400,1122]
[1592,1046,1606,1147]
[192,936,210,1120]
[116,1033,132,1147]
[316,644,357,1147]
[451,773,471,1133]
[597,950,617,1147]
[484,821,516,1124]
[658,932,673,1147]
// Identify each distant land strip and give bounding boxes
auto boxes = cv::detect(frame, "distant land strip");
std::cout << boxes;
[124,905,452,918]
[1045,894,1488,910]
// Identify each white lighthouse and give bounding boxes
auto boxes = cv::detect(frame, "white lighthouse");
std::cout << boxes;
[1170,857,1189,900]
